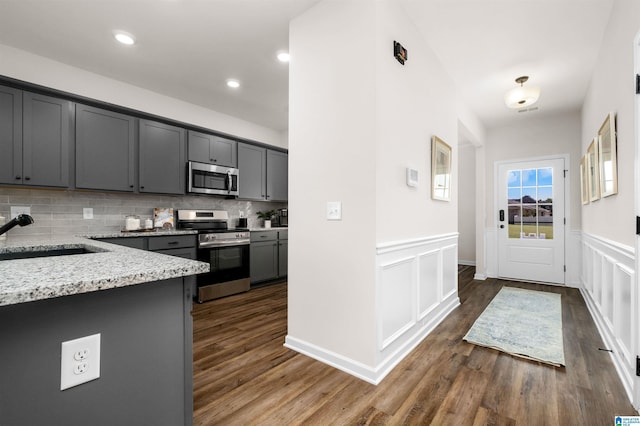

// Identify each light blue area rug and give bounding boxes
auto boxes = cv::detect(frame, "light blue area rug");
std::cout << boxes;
[463,286,565,367]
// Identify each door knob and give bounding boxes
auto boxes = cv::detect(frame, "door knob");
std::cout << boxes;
[500,224,505,229]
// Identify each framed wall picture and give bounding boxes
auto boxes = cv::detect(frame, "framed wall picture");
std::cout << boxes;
[587,138,600,202]
[431,136,452,201]
[580,155,589,205]
[598,112,617,197]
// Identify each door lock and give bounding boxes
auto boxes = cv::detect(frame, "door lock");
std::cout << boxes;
[499,209,505,221]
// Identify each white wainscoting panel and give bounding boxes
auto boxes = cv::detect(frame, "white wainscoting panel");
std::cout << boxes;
[373,233,460,384]
[581,233,636,404]
[417,249,440,320]
[380,256,416,350]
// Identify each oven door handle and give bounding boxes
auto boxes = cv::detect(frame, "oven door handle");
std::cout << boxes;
[199,240,250,249]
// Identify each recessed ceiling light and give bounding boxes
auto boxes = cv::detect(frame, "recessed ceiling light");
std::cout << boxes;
[113,31,136,45]
[277,52,290,63]
[226,79,240,89]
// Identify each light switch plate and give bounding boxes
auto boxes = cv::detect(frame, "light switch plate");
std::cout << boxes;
[327,201,342,220]
[83,208,94,220]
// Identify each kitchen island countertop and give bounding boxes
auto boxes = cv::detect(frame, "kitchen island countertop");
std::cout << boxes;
[0,236,209,307]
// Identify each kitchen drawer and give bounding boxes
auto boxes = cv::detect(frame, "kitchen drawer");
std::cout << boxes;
[148,235,196,251]
[99,237,146,250]
[155,247,196,260]
[277,229,288,240]
[250,230,278,242]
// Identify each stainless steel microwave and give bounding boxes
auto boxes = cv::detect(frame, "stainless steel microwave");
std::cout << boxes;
[187,161,239,196]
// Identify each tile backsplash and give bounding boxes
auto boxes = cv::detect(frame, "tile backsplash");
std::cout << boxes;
[0,187,286,237]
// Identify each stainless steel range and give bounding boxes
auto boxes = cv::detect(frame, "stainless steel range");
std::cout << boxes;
[177,209,250,302]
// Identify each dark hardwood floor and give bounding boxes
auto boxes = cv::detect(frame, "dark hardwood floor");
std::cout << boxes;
[192,267,638,425]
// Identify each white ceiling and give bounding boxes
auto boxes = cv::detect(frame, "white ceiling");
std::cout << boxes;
[0,0,614,133]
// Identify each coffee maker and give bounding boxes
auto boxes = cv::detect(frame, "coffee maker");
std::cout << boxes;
[277,209,288,227]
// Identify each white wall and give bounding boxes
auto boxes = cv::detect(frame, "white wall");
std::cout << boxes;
[478,111,582,278]
[581,0,640,247]
[0,43,286,148]
[287,0,378,366]
[287,0,481,382]
[373,1,460,242]
[458,144,476,264]
[579,0,639,408]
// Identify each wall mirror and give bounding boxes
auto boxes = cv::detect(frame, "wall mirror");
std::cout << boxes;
[431,136,452,201]
[598,112,617,197]
[580,155,589,205]
[587,138,600,202]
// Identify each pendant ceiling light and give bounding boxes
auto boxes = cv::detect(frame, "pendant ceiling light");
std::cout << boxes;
[504,76,540,109]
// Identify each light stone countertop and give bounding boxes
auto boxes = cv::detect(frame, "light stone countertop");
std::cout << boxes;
[0,236,209,307]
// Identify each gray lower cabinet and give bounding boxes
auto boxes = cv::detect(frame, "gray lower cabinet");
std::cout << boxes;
[139,119,186,195]
[0,86,71,187]
[0,276,193,426]
[238,143,288,202]
[250,230,287,284]
[188,130,237,167]
[277,234,288,279]
[76,104,135,192]
[97,235,197,260]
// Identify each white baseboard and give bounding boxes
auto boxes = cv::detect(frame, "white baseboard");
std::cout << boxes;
[284,233,461,385]
[284,293,459,385]
[458,260,476,266]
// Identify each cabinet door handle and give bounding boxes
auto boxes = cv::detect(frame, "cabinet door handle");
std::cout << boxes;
[140,186,145,190]
[168,241,179,245]
[15,176,21,180]
[24,176,30,181]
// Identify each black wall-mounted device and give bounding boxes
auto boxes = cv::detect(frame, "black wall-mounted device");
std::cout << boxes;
[394,41,407,65]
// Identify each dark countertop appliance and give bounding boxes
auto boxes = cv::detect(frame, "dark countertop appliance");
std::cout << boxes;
[177,209,249,302]
[277,209,288,227]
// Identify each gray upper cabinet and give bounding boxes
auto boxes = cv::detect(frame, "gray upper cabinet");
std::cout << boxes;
[22,92,71,187]
[266,149,288,202]
[139,119,186,195]
[0,87,71,187]
[76,104,135,192]
[237,142,288,201]
[238,142,266,200]
[188,130,237,167]
[0,86,23,185]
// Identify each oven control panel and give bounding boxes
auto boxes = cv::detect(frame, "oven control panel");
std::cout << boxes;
[198,231,250,247]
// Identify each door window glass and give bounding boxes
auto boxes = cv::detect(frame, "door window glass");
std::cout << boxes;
[507,167,553,239]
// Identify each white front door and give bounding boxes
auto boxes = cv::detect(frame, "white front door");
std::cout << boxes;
[497,158,565,284]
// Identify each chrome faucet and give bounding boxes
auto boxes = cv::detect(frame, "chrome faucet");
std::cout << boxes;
[0,214,34,237]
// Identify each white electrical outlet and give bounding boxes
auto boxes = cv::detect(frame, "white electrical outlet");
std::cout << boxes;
[83,208,94,219]
[60,333,101,390]
[327,201,342,220]
[10,206,30,219]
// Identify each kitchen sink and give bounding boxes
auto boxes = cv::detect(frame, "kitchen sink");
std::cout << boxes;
[0,247,101,261]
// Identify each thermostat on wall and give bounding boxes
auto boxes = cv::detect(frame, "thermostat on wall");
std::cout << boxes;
[406,168,418,187]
